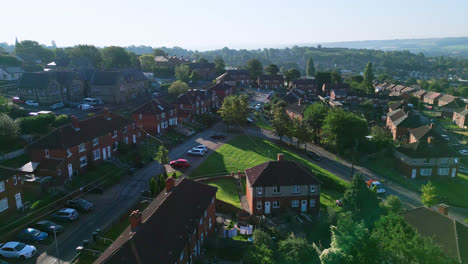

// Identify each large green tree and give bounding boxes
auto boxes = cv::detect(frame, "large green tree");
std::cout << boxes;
[246,59,263,79]
[0,114,20,139]
[15,40,54,63]
[306,56,315,77]
[363,62,374,84]
[168,81,190,97]
[303,103,329,143]
[293,119,312,149]
[175,64,191,82]
[154,145,169,164]
[271,106,292,143]
[67,45,103,67]
[342,174,381,222]
[265,64,280,75]
[278,237,319,264]
[218,94,250,126]
[284,68,301,84]
[139,54,156,71]
[153,48,167,56]
[189,70,200,83]
[421,181,438,207]
[101,46,133,69]
[214,56,225,76]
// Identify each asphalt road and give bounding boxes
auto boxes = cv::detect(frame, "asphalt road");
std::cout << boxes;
[4,161,161,264]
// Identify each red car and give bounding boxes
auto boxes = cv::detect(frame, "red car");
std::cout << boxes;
[12,97,24,104]
[170,159,190,168]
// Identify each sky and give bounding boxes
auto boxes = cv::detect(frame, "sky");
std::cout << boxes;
[2,0,468,50]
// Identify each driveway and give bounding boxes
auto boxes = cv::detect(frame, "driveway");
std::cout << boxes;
[4,162,162,264]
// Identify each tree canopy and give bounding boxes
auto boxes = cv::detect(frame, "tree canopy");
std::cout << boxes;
[247,59,263,79]
[265,64,280,75]
[306,56,315,76]
[168,81,190,97]
[101,46,134,69]
[175,64,191,82]
[214,56,225,75]
[218,94,250,126]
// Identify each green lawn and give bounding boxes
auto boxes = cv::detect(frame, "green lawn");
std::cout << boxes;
[207,178,241,208]
[190,136,348,192]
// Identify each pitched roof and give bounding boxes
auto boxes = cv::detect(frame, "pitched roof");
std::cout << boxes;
[285,100,305,114]
[174,89,211,105]
[291,78,315,85]
[413,90,427,97]
[441,99,466,112]
[438,94,457,105]
[387,109,407,123]
[95,178,217,264]
[258,74,284,81]
[209,82,232,91]
[226,69,250,76]
[425,92,442,100]
[132,99,174,115]
[457,108,468,116]
[409,125,434,142]
[401,207,468,263]
[36,158,64,171]
[396,137,457,158]
[388,100,405,110]
[2,67,24,74]
[17,72,51,90]
[91,71,121,86]
[29,112,133,150]
[245,160,320,187]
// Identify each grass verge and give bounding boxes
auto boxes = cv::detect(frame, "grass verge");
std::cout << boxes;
[206,178,241,208]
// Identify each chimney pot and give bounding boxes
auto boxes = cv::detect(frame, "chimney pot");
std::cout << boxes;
[166,177,175,192]
[71,116,80,131]
[438,204,449,216]
[103,107,111,120]
[427,136,434,144]
[277,153,284,161]
[130,210,142,231]
[430,123,435,129]
[465,104,468,110]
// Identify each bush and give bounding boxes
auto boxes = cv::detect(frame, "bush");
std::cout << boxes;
[117,141,130,155]
[20,113,56,134]
[51,115,70,127]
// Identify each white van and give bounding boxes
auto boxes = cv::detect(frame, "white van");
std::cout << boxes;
[81,98,104,105]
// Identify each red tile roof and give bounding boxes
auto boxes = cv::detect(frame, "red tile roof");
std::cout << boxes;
[132,99,175,115]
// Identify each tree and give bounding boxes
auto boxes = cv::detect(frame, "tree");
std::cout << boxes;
[198,58,208,64]
[315,72,332,89]
[322,108,368,153]
[218,94,250,126]
[265,64,280,75]
[405,77,418,86]
[278,237,319,264]
[303,103,329,143]
[383,195,402,213]
[294,119,312,149]
[214,56,225,75]
[189,70,200,83]
[252,229,273,248]
[168,81,190,97]
[15,40,54,63]
[149,177,160,197]
[342,174,381,222]
[246,59,263,79]
[271,106,292,142]
[244,244,276,264]
[306,56,315,77]
[363,62,374,84]
[67,45,103,67]
[175,64,191,82]
[139,54,156,71]
[284,68,301,84]
[154,145,169,164]
[101,46,132,69]
[459,86,468,97]
[331,71,342,84]
[153,48,167,56]
[421,181,438,207]
[0,114,19,139]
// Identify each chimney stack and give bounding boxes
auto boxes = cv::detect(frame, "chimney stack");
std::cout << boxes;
[465,104,468,110]
[298,99,302,106]
[130,210,142,231]
[71,116,80,131]
[427,136,434,144]
[438,204,449,216]
[277,153,284,161]
[430,123,435,129]
[166,177,175,192]
[103,107,111,120]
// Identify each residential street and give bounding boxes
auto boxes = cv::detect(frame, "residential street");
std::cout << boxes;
[13,162,162,264]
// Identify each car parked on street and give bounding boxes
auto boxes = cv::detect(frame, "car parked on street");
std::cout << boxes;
[441,134,450,141]
[77,103,94,110]
[67,198,94,212]
[307,151,321,161]
[0,242,36,260]
[187,149,206,156]
[12,97,24,104]
[51,208,79,221]
[210,133,226,140]
[16,228,48,243]
[25,100,39,107]
[50,102,65,110]
[31,221,63,234]
[459,149,468,155]
[459,166,468,174]
[367,180,386,194]
[170,159,190,168]
[193,145,208,153]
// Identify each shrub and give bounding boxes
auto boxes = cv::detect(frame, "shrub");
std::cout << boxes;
[20,113,56,134]
[52,115,70,127]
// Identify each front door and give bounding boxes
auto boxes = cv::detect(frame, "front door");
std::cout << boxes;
[102,148,107,160]
[411,169,417,179]
[68,164,73,179]
[452,168,457,177]
[157,124,160,134]
[264,202,271,214]
[107,146,111,158]
[15,193,22,209]
[133,134,136,144]
[301,200,307,212]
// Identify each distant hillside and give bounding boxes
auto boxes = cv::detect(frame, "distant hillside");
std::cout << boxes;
[315,37,468,57]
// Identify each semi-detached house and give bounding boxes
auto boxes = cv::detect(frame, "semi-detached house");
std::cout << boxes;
[132,99,178,136]
[173,89,217,122]
[0,167,24,217]
[28,109,141,185]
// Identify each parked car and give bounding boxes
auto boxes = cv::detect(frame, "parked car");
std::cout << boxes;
[459,149,468,155]
[247,117,254,123]
[367,180,386,194]
[16,228,48,243]
[12,97,24,104]
[187,149,206,156]
[459,166,468,174]
[0,242,36,260]
[25,100,39,107]
[307,151,321,161]
[77,103,94,110]
[50,102,65,110]
[210,133,226,140]
[31,221,63,234]
[51,208,79,221]
[170,159,190,168]
[193,145,208,153]
[67,198,93,212]
[441,135,450,141]
[83,183,104,194]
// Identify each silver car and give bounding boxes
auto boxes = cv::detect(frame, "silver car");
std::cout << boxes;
[187,149,205,156]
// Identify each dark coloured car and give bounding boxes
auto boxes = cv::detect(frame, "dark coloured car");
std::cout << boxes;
[170,159,190,168]
[83,184,104,194]
[307,151,321,161]
[210,133,226,140]
[51,208,79,221]
[16,228,48,243]
[67,199,93,212]
[31,221,63,234]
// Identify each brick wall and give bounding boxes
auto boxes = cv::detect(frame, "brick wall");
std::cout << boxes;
[0,174,24,217]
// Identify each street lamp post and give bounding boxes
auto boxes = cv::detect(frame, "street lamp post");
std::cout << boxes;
[51,226,60,264]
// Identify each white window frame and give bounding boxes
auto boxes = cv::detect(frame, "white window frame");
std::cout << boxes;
[57,169,61,176]
[113,130,118,138]
[204,210,207,217]
[438,168,450,176]
[420,168,432,176]
[0,198,8,212]
[124,137,128,144]
[45,149,49,158]
[0,181,4,192]
[199,218,202,225]
[310,185,316,193]
[273,186,280,194]
[161,113,165,119]
[310,199,316,208]
[66,148,72,158]
[79,143,86,153]
[113,142,118,151]
[209,218,212,229]
[80,156,87,167]
[180,251,184,261]
[93,149,101,160]
[293,185,300,193]
[273,200,280,208]
[257,201,262,209]
[139,114,142,120]
[92,138,99,146]
[13,176,17,185]
[291,200,299,208]
[257,187,262,195]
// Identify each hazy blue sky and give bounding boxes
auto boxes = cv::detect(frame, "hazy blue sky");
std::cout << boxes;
[2,0,468,50]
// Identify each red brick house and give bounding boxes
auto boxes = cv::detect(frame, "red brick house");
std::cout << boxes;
[215,72,236,86]
[283,91,306,120]
[132,99,178,135]
[437,94,457,107]
[408,124,436,144]
[439,98,466,119]
[173,89,217,122]
[28,109,141,185]
[394,136,459,179]
[154,55,190,67]
[216,70,252,86]
[209,82,234,101]
[412,89,427,100]
[245,153,321,216]
[0,167,24,217]
[330,89,348,101]
[453,106,468,129]
[257,74,284,89]
[423,92,442,105]
[289,78,319,94]
[322,83,350,96]
[94,177,218,264]
[386,109,421,141]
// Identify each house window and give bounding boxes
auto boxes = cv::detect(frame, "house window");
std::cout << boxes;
[93,149,101,160]
[310,199,316,207]
[57,169,61,176]
[293,185,300,193]
[80,156,87,167]
[420,168,432,176]
[161,113,165,119]
[212,197,214,204]
[455,158,459,164]
[93,138,99,146]
[439,158,448,165]
[209,218,212,229]
[310,185,316,193]
[257,187,263,195]
[257,201,262,209]
[45,149,49,158]
[66,148,72,157]
[423,159,430,164]
[438,168,449,176]
[180,104,183,109]
[0,198,8,212]
[199,218,203,225]
[139,114,142,120]
[273,186,281,194]
[180,252,184,261]
[124,137,128,144]
[291,200,299,208]
[13,176,17,185]
[113,130,118,138]
[113,142,118,151]
[273,201,280,208]
[79,143,86,152]
[204,210,207,217]
[0,181,4,192]
[123,126,127,133]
